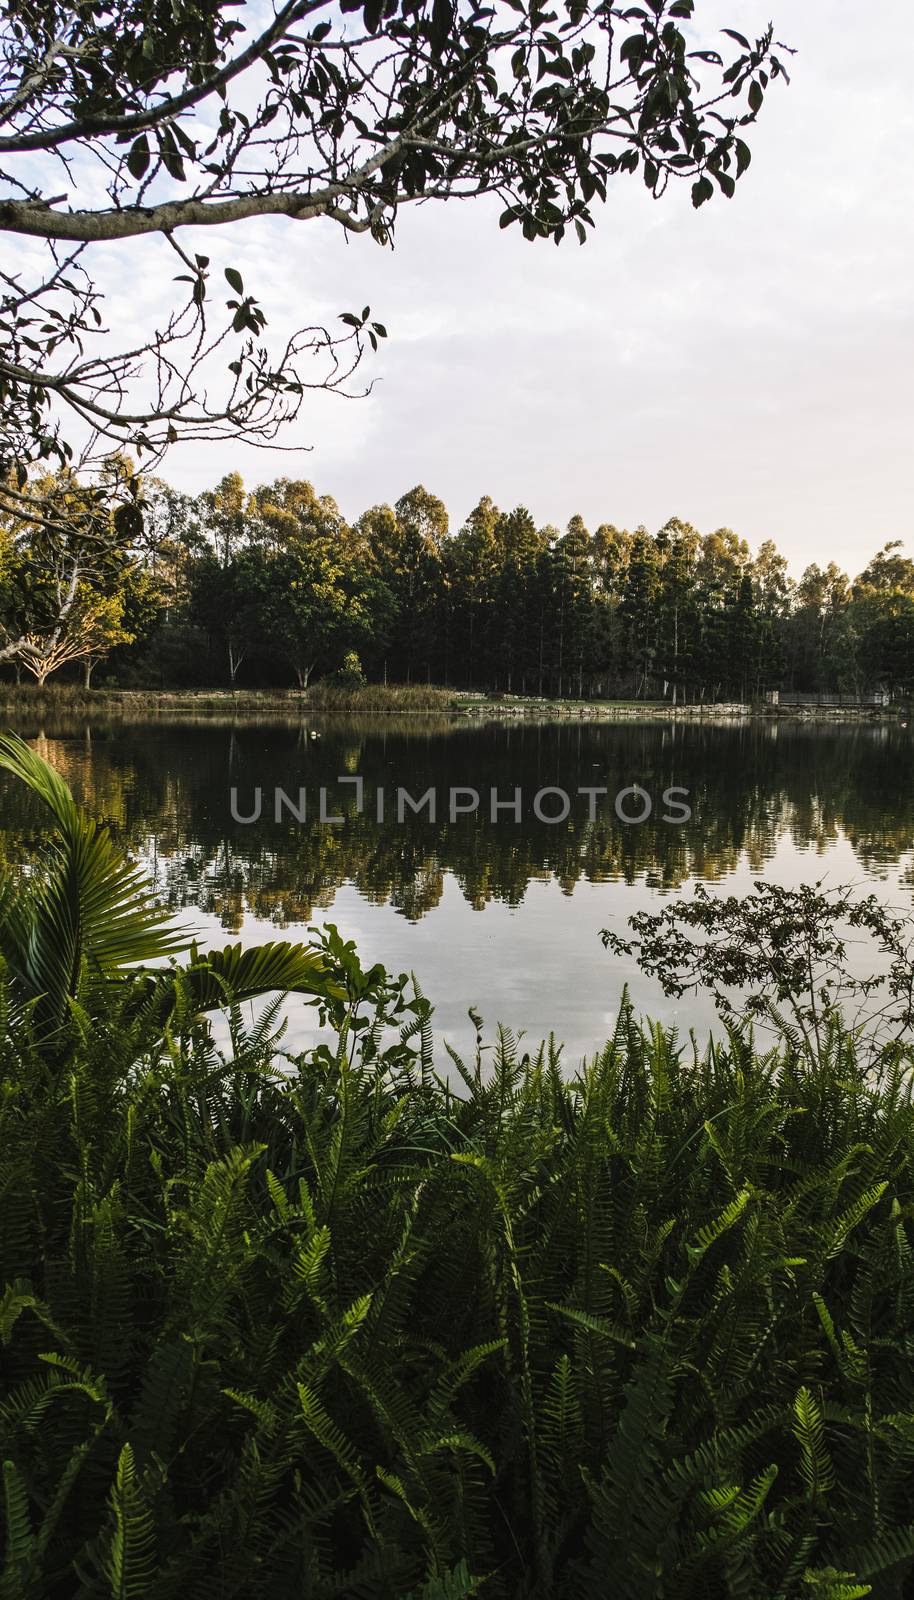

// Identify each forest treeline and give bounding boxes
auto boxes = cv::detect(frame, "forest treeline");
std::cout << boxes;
[2,468,914,698]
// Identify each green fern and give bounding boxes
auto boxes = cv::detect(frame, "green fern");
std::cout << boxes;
[1,871,914,1594]
[0,1460,35,1600]
[101,1444,157,1600]
[793,1387,837,1501]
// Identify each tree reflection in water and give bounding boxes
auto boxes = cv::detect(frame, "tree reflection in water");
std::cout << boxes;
[1,714,912,1054]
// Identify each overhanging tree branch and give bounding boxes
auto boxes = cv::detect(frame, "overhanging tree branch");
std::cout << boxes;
[0,0,331,154]
[1,188,383,240]
[1,0,791,480]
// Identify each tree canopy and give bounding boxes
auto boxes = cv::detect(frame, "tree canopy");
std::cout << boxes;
[3,467,911,703]
[1,0,790,500]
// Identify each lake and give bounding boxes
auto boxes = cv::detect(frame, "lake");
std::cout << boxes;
[1,713,912,1062]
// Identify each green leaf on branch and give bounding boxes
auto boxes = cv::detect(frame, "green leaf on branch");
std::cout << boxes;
[126,135,150,179]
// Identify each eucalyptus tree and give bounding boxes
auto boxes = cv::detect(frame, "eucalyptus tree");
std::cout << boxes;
[1,0,790,513]
[16,587,134,687]
[447,495,502,688]
[592,521,631,596]
[248,483,393,686]
[785,562,851,692]
[693,525,751,699]
[618,524,660,697]
[554,513,594,697]
[856,542,914,598]
[749,537,792,696]
[0,465,142,676]
[850,588,914,701]
[190,549,263,689]
[370,487,448,682]
[491,505,544,692]
[655,516,699,703]
[199,471,250,567]
[590,522,631,689]
[137,476,206,621]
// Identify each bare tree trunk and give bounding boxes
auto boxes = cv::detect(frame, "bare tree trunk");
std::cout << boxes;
[228,642,244,692]
[468,609,474,689]
[557,605,564,699]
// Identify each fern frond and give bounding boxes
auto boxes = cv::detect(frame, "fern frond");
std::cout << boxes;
[101,1444,157,1600]
[793,1387,836,1500]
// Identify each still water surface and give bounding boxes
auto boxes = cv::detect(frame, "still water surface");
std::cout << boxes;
[1,714,912,1059]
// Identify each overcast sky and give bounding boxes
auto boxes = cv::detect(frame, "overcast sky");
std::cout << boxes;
[93,2,914,575]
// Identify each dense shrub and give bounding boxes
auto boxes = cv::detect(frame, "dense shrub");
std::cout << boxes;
[2,931,914,1598]
[325,652,368,692]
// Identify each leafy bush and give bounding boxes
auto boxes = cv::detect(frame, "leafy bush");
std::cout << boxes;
[603,878,914,1065]
[2,941,914,1597]
[326,652,367,692]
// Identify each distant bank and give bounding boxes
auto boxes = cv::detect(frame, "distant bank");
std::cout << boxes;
[0,684,906,723]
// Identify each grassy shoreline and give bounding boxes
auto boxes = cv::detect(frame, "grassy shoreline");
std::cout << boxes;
[0,681,904,721]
